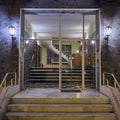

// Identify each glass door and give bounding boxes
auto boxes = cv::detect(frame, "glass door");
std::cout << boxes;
[59,13,83,91]
[84,14,96,89]
[21,9,99,90]
[58,11,98,91]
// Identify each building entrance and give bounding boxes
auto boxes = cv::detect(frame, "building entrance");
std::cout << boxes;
[20,9,100,91]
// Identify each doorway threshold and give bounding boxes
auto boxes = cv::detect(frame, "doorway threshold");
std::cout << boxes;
[61,88,81,92]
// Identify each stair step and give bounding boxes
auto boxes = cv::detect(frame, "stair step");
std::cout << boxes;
[10,98,110,104]
[30,70,93,72]
[26,79,93,82]
[27,67,95,89]
[29,72,91,75]
[28,76,93,78]
[30,67,94,70]
[7,104,113,112]
[4,89,116,120]
[4,112,116,120]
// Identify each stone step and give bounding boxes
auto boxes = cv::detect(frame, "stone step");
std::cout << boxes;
[7,104,113,113]
[4,112,117,120]
[30,67,94,70]
[30,70,93,73]
[28,76,93,79]
[26,77,93,82]
[29,72,92,76]
[10,98,110,104]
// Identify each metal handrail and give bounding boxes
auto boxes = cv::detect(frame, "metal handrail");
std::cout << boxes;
[29,54,35,67]
[0,72,17,103]
[0,72,17,88]
[103,72,120,91]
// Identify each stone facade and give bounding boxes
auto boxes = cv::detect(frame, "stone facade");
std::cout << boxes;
[0,7,19,81]
[0,0,120,83]
[101,7,120,80]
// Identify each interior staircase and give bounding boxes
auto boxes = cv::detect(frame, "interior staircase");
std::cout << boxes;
[25,67,95,88]
[4,97,117,120]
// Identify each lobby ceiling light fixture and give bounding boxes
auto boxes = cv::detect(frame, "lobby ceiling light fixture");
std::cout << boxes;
[9,25,16,36]
[76,50,79,53]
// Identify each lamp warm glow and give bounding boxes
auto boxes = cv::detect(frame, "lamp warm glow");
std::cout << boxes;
[9,25,16,36]
[76,50,79,53]
[106,25,112,36]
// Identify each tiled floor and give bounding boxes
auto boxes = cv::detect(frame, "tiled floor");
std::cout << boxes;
[13,88,107,98]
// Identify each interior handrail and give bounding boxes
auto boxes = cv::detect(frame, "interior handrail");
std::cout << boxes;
[103,72,120,91]
[29,54,35,67]
[112,73,120,90]
[0,73,8,88]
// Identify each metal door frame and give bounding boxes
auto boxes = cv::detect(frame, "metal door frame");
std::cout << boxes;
[19,9,100,90]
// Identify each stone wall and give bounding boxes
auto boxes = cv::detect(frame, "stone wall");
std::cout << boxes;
[0,7,19,82]
[0,0,120,83]
[101,7,120,80]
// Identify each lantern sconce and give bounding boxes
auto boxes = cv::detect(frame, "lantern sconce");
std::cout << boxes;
[91,40,95,44]
[104,25,112,42]
[9,25,16,37]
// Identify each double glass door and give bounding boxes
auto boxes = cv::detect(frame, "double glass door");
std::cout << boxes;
[22,9,100,90]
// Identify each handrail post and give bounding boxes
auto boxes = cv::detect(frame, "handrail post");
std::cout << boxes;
[11,79,13,86]
[106,79,109,86]
[15,72,17,85]
[114,81,117,88]
[103,72,105,85]
[112,73,118,88]
[4,80,6,87]
[103,72,120,95]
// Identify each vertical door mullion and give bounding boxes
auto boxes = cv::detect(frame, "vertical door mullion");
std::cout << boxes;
[95,13,98,89]
[82,14,85,89]
[59,14,62,90]
[95,10,101,90]
[20,10,25,90]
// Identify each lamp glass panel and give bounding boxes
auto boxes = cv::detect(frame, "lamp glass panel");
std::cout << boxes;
[106,26,112,36]
[9,26,15,36]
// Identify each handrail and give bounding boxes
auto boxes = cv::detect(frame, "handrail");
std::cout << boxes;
[0,72,17,88]
[0,72,17,103]
[103,72,120,91]
[29,54,35,67]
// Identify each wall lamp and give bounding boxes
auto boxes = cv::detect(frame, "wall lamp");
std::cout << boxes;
[25,40,29,44]
[9,25,16,36]
[91,40,95,44]
[104,25,112,42]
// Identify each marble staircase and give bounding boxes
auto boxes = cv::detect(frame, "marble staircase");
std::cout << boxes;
[25,67,95,88]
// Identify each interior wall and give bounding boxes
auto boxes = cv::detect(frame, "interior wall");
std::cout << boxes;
[0,7,19,82]
[88,22,96,38]
[41,40,80,68]
[24,18,32,36]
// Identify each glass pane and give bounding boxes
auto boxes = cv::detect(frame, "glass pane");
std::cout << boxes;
[61,14,83,91]
[24,14,60,88]
[84,14,96,88]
